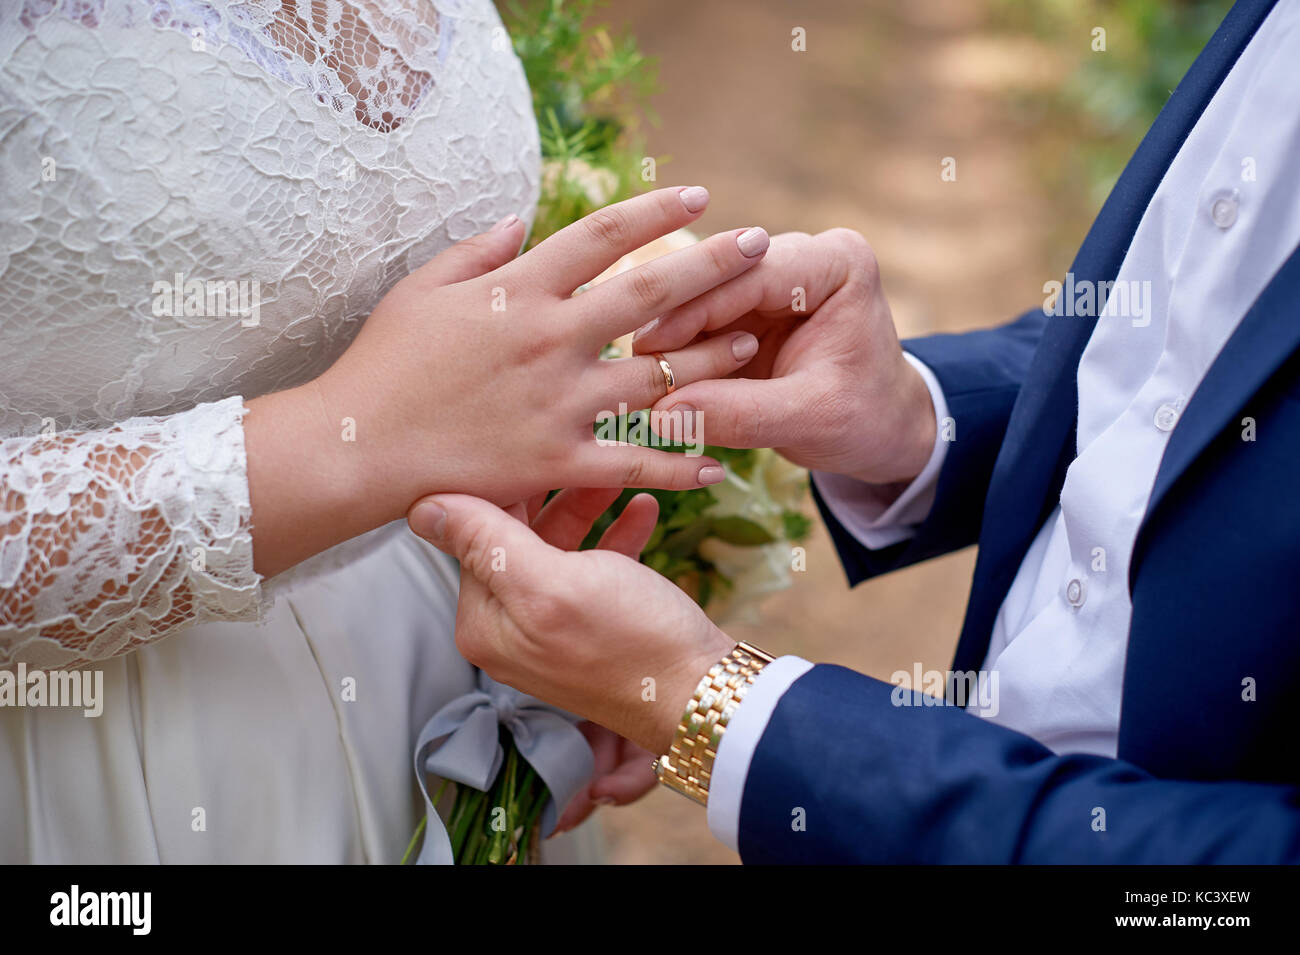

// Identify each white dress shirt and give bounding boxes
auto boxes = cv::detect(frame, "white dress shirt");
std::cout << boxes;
[706,1,1300,852]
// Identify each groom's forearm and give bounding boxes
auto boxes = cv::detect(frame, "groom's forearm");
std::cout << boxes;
[735,665,1300,864]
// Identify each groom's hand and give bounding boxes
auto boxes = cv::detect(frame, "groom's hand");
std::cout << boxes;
[496,489,660,833]
[632,229,936,486]
[407,489,733,756]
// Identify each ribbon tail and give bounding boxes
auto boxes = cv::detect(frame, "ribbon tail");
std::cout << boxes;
[412,727,456,865]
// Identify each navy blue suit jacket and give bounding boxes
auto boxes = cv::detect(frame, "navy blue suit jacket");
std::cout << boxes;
[740,0,1300,863]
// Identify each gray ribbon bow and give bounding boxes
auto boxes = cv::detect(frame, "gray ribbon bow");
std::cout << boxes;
[412,670,594,864]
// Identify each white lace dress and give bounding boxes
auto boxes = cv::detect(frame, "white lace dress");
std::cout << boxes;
[0,0,592,862]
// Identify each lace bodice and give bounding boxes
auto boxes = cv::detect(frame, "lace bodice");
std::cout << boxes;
[0,0,540,668]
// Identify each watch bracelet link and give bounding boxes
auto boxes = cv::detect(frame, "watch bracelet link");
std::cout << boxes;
[654,641,776,805]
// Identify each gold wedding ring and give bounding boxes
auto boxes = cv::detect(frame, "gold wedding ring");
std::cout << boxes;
[652,352,676,395]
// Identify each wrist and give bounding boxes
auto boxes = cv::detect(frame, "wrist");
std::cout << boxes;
[652,637,777,805]
[640,627,735,755]
[849,352,937,486]
[310,369,410,525]
[244,380,387,577]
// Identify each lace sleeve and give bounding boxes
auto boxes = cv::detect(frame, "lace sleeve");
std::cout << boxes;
[0,396,264,670]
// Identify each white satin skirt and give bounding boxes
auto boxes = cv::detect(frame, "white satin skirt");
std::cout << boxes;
[0,521,601,863]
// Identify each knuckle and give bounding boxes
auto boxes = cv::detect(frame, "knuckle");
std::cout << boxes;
[445,234,497,270]
[824,226,866,253]
[621,455,649,488]
[839,271,874,311]
[705,237,733,275]
[454,625,487,669]
[656,187,686,219]
[835,228,878,275]
[729,391,765,447]
[583,206,632,249]
[516,321,558,362]
[645,355,667,399]
[533,595,569,631]
[527,591,568,632]
[457,521,497,578]
[463,233,494,257]
[626,266,671,312]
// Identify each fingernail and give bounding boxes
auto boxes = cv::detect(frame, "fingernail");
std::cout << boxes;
[698,465,725,485]
[594,797,616,807]
[633,316,660,342]
[670,403,696,418]
[409,501,447,541]
[731,332,759,361]
[736,226,769,258]
[491,214,520,232]
[679,186,710,213]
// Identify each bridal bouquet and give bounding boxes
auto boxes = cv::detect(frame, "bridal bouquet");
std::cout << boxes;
[407,0,809,864]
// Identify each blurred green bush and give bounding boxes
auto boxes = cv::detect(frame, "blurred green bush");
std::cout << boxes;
[996,0,1232,212]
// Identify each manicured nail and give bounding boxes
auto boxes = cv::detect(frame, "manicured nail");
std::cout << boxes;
[594,797,616,807]
[698,465,725,485]
[736,226,769,257]
[633,316,660,342]
[731,332,759,361]
[679,186,710,213]
[409,501,447,541]
[491,214,520,232]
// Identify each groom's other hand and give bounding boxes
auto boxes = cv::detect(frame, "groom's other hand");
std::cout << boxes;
[407,489,734,756]
[502,488,660,835]
[633,230,936,487]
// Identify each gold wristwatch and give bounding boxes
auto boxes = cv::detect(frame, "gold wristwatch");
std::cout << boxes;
[654,641,776,805]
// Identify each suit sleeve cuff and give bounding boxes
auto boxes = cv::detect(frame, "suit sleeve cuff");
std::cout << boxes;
[810,352,950,550]
[705,655,815,852]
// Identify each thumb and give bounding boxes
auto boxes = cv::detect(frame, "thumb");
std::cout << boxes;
[651,374,811,450]
[414,215,525,286]
[408,493,554,590]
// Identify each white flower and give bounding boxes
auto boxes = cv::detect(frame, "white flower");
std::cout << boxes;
[762,451,809,513]
[698,538,793,626]
[698,450,809,624]
[708,449,807,540]
[541,158,619,208]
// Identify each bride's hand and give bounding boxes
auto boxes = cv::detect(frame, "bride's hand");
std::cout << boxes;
[245,187,769,576]
[555,721,657,836]
[408,489,735,756]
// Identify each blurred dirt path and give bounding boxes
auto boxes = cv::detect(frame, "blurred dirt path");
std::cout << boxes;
[593,0,1067,864]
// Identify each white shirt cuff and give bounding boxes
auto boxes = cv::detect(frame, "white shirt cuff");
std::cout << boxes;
[811,352,949,550]
[706,655,815,852]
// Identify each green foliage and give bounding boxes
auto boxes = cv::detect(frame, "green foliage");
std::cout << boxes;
[996,0,1232,212]
[583,413,809,611]
[1069,0,1231,202]
[502,0,659,246]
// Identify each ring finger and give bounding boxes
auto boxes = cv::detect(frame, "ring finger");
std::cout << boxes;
[593,330,760,412]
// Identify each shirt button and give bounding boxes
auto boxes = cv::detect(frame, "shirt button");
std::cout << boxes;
[1065,578,1086,608]
[1154,402,1181,432]
[1210,191,1238,229]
